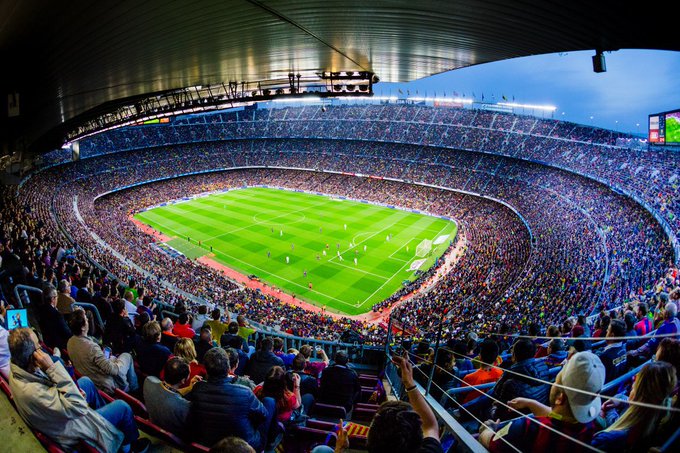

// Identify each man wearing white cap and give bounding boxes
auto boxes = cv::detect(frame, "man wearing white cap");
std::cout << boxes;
[480,351,606,452]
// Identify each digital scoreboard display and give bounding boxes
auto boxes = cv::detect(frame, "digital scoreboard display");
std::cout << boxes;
[649,109,680,145]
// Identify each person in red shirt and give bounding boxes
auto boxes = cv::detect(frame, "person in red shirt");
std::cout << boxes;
[253,366,301,424]
[172,313,196,339]
[460,339,503,404]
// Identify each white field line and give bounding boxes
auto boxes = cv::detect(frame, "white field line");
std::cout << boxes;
[200,198,332,241]
[328,259,391,280]
[356,221,453,309]
[139,219,357,307]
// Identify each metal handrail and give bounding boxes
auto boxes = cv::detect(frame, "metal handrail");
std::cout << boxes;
[12,284,44,309]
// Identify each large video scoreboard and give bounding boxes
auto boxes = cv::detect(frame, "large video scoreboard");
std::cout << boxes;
[649,109,680,145]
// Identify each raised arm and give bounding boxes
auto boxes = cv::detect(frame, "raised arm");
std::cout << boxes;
[392,355,439,440]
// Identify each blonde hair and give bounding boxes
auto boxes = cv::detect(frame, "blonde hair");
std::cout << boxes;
[174,338,197,363]
[607,361,677,439]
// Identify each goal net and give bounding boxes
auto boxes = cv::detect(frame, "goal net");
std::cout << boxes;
[415,239,433,257]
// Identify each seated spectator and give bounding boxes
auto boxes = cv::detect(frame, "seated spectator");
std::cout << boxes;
[318,350,360,413]
[596,319,627,383]
[173,312,196,339]
[451,340,474,381]
[37,285,72,351]
[592,361,677,451]
[273,337,296,368]
[191,305,209,331]
[194,325,215,363]
[135,311,151,336]
[630,302,680,362]
[254,366,301,424]
[144,357,200,439]
[104,298,137,354]
[187,347,274,451]
[535,325,560,358]
[246,338,284,385]
[67,309,138,394]
[289,353,318,412]
[136,296,155,321]
[225,347,256,389]
[299,344,329,378]
[460,339,503,404]
[210,436,256,453]
[122,291,138,322]
[134,321,173,377]
[204,308,229,343]
[593,316,610,338]
[633,302,652,336]
[220,321,247,351]
[623,312,637,339]
[656,337,680,373]
[493,339,550,420]
[56,279,75,315]
[160,317,179,351]
[480,352,606,452]
[544,339,568,368]
[172,338,207,387]
[91,285,113,325]
[8,328,149,452]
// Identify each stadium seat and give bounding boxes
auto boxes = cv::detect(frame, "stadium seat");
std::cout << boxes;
[308,403,347,422]
[113,388,148,418]
[135,416,188,450]
[287,427,337,453]
[0,377,14,407]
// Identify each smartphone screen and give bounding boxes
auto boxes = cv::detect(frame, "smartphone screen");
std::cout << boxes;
[103,347,111,360]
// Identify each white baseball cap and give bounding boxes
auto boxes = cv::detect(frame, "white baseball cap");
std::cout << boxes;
[560,351,605,423]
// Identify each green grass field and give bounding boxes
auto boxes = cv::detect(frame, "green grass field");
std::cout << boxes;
[666,116,680,144]
[134,187,456,315]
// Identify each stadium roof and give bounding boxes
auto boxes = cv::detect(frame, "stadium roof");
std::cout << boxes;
[1,0,678,152]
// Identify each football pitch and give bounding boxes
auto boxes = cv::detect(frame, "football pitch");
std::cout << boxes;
[134,187,457,315]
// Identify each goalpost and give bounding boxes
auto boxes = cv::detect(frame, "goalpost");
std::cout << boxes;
[415,239,433,257]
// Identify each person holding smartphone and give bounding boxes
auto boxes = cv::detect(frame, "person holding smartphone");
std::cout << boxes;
[7,328,150,452]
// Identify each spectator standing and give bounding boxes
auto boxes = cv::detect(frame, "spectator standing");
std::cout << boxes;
[205,308,230,343]
[318,350,361,413]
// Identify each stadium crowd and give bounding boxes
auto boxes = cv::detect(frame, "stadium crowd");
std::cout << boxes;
[1,103,679,452]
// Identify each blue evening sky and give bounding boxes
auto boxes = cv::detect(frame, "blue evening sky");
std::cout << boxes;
[376,50,680,135]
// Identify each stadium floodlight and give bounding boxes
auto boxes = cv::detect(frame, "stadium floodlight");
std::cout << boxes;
[498,102,557,112]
